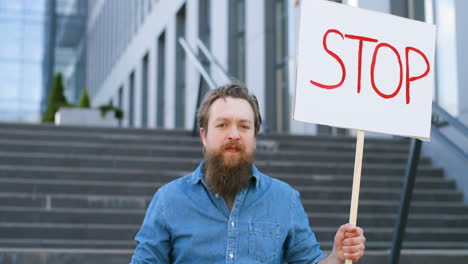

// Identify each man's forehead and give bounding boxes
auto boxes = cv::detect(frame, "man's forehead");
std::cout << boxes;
[214,117,253,123]
[209,97,254,121]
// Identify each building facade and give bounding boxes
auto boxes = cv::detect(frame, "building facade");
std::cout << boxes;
[85,0,468,137]
[42,0,87,111]
[0,1,45,122]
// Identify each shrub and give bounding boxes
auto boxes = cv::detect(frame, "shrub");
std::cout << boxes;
[78,88,91,108]
[42,73,70,122]
[98,104,124,120]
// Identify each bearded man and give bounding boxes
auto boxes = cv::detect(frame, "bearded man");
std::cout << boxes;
[130,84,366,264]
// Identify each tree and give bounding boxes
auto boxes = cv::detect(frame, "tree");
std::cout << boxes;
[42,73,70,122]
[78,88,91,108]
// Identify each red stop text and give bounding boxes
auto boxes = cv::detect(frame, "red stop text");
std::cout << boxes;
[310,28,430,104]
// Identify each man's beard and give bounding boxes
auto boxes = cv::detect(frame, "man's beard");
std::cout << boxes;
[204,141,255,197]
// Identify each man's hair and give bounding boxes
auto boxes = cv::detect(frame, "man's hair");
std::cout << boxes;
[197,83,262,136]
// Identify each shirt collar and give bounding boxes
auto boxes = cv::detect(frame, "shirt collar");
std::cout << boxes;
[187,161,262,190]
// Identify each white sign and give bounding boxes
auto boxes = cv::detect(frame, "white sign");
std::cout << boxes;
[293,0,436,141]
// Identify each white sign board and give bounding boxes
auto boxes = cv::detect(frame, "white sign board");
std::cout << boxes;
[293,0,436,141]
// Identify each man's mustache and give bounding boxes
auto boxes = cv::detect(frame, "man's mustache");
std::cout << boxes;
[222,141,245,152]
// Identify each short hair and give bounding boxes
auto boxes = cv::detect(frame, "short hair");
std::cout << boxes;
[197,83,262,136]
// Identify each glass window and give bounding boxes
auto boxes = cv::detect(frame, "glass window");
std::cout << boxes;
[432,0,458,115]
[157,31,166,127]
[129,71,135,127]
[22,24,43,61]
[56,0,78,16]
[141,53,149,128]
[118,86,123,127]
[0,62,20,98]
[175,5,186,128]
[0,22,21,59]
[228,0,245,82]
[199,0,210,47]
[274,0,289,132]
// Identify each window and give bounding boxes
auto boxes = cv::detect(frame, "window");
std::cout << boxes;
[157,32,166,127]
[432,0,458,115]
[129,71,135,127]
[198,0,211,102]
[275,0,289,132]
[199,0,211,47]
[228,0,246,82]
[265,0,289,133]
[175,5,186,128]
[141,53,149,127]
[118,86,123,127]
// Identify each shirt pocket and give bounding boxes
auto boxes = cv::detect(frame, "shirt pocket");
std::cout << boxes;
[248,222,281,262]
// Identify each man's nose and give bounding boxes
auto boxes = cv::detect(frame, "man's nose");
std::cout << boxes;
[228,127,240,140]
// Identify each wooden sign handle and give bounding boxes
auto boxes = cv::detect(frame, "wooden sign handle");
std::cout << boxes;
[345,130,365,264]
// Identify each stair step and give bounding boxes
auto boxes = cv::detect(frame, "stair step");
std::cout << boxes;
[0,239,135,249]
[314,227,468,243]
[1,223,467,244]
[1,191,467,214]
[0,174,453,189]
[0,165,445,182]
[0,129,411,153]
[2,248,467,264]
[0,179,460,201]
[0,248,134,264]
[0,152,444,176]
[0,139,430,165]
[303,200,468,215]
[1,208,467,228]
[0,223,139,240]
[0,123,410,145]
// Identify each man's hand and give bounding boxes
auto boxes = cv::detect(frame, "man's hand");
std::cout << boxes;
[334,224,366,262]
[326,223,366,263]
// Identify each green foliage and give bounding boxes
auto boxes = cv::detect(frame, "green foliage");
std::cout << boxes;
[78,88,91,108]
[42,73,70,122]
[98,104,124,120]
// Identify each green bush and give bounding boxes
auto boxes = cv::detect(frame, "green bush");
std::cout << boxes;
[78,88,91,108]
[42,73,70,122]
[98,104,124,120]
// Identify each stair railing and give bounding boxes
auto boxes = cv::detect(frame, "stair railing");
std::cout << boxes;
[388,101,468,264]
[196,39,232,85]
[430,102,468,159]
[178,37,220,136]
[178,37,270,136]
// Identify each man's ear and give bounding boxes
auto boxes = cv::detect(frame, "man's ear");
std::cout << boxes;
[200,127,207,146]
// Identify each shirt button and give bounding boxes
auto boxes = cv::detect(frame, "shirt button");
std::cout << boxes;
[229,253,234,259]
[231,221,235,227]
[215,193,219,198]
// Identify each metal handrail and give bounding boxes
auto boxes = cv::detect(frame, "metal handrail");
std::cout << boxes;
[389,102,467,264]
[431,127,468,160]
[179,37,270,135]
[432,101,468,136]
[178,37,217,90]
[431,101,468,159]
[196,39,231,84]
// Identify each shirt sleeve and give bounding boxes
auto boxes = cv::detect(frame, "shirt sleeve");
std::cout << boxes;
[284,190,327,264]
[130,189,172,264]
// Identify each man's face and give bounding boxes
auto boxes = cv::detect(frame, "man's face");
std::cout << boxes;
[200,97,256,167]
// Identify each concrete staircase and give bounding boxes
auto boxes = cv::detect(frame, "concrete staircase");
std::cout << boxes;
[0,122,467,264]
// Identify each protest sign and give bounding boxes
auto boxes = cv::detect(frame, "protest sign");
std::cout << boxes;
[293,1,436,263]
[294,0,436,141]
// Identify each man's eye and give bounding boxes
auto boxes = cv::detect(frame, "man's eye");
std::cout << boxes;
[217,124,226,127]
[242,125,250,129]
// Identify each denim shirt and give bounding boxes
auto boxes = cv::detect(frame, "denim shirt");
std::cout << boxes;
[130,162,327,264]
